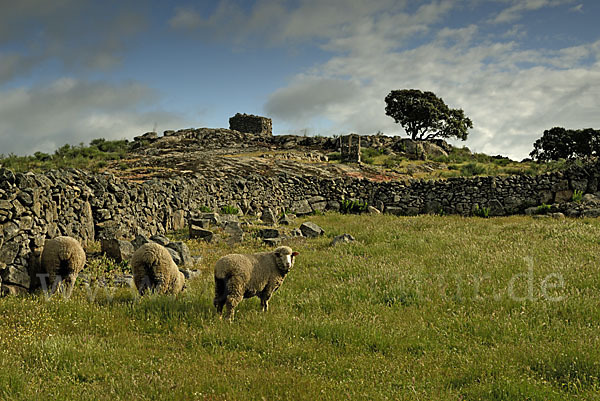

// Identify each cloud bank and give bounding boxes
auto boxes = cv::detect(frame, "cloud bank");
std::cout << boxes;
[0,79,187,155]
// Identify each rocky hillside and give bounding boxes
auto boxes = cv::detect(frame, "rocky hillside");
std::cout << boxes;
[106,128,483,183]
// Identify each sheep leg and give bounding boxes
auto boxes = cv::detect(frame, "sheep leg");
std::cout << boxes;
[213,277,228,315]
[260,284,277,312]
[260,297,269,312]
[224,295,242,321]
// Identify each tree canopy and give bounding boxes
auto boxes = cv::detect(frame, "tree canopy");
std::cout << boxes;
[384,89,473,141]
[530,127,600,161]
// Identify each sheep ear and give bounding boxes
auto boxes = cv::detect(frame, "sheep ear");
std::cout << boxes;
[292,252,299,257]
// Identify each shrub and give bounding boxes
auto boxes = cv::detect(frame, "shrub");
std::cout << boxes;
[536,203,551,214]
[461,163,486,176]
[473,205,490,218]
[221,205,239,215]
[199,206,212,213]
[328,152,342,161]
[572,189,584,203]
[340,199,368,214]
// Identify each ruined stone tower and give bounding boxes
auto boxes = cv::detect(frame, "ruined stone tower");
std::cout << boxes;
[229,113,272,136]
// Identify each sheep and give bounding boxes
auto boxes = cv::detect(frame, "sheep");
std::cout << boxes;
[131,242,185,295]
[40,236,86,297]
[213,245,299,321]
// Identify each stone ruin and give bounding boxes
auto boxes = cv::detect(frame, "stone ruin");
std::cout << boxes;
[340,134,361,163]
[229,113,272,136]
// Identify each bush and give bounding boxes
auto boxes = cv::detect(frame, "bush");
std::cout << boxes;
[340,199,368,214]
[473,205,490,218]
[572,190,584,203]
[537,203,551,214]
[461,163,486,176]
[221,205,239,215]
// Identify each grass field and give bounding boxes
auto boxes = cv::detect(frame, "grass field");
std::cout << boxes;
[1,214,600,400]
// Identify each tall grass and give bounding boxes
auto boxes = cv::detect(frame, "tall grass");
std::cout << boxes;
[1,214,599,400]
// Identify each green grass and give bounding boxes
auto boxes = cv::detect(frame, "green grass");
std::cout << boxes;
[2,214,600,400]
[0,138,130,173]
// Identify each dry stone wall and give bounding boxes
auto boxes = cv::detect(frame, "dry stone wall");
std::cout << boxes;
[1,159,599,295]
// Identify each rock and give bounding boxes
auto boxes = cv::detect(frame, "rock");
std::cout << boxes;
[279,214,294,225]
[113,274,134,288]
[291,200,312,216]
[0,241,20,265]
[189,218,210,229]
[300,222,324,238]
[260,208,277,225]
[166,248,181,266]
[551,212,565,219]
[150,234,170,246]
[385,206,404,216]
[290,228,304,237]
[1,284,28,297]
[367,206,381,214]
[263,237,283,246]
[131,234,150,250]
[101,238,135,262]
[525,206,539,216]
[223,221,244,244]
[331,233,355,246]
[166,241,193,267]
[554,190,574,203]
[581,208,600,218]
[189,225,213,242]
[0,265,31,289]
[201,213,221,226]
[179,268,202,280]
[583,193,598,203]
[259,228,281,239]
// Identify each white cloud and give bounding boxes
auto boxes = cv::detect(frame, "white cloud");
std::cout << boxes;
[262,3,600,160]
[570,4,583,13]
[0,79,189,156]
[491,0,576,24]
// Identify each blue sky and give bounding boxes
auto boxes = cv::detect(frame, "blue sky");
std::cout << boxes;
[1,0,599,160]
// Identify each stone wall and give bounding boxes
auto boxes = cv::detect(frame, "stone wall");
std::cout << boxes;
[229,113,272,136]
[1,159,599,295]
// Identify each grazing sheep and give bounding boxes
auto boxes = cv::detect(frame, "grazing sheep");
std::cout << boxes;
[40,236,86,297]
[214,246,299,320]
[131,242,185,295]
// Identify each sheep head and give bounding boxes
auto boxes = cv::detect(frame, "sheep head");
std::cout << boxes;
[274,246,299,273]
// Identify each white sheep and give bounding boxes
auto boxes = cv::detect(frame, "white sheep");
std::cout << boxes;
[131,242,185,295]
[213,245,299,321]
[40,236,86,297]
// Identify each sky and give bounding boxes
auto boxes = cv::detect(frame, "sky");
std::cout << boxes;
[0,0,599,160]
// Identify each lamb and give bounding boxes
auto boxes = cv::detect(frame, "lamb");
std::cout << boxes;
[40,236,87,297]
[213,245,299,321]
[131,242,185,295]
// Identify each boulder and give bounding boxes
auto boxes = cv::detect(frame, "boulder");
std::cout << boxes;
[300,222,324,238]
[150,234,170,246]
[189,225,213,242]
[166,241,193,267]
[291,200,312,216]
[101,238,135,262]
[259,228,281,239]
[331,233,355,246]
[260,208,277,225]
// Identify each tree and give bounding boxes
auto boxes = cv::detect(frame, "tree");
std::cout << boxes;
[384,89,473,141]
[530,127,600,161]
